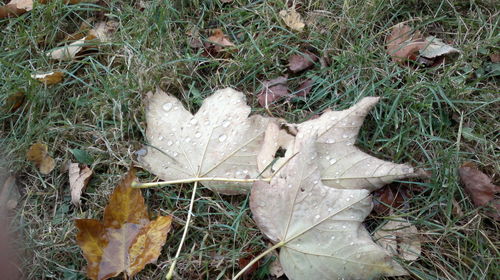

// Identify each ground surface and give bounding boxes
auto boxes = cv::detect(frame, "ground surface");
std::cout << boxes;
[1,0,499,279]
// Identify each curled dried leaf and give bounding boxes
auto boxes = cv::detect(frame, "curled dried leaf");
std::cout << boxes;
[69,163,93,206]
[48,21,118,61]
[279,8,305,32]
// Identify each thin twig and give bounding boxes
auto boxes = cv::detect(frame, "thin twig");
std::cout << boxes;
[166,181,199,280]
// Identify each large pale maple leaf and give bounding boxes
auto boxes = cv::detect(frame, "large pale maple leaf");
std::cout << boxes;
[139,88,273,194]
[250,130,406,280]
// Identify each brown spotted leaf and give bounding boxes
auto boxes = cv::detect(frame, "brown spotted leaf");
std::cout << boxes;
[75,169,173,280]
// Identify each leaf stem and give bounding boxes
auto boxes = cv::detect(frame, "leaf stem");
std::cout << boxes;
[166,181,199,280]
[132,177,271,189]
[232,241,284,280]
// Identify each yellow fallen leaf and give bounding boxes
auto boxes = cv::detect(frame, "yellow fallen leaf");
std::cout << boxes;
[31,71,64,85]
[279,8,305,32]
[26,143,56,174]
[75,169,173,280]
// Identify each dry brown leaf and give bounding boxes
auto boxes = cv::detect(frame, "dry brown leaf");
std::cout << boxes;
[374,219,421,262]
[279,8,305,32]
[386,23,459,66]
[250,131,407,280]
[257,76,289,107]
[31,71,64,85]
[458,162,499,219]
[206,29,235,53]
[372,184,411,215]
[386,23,427,64]
[490,53,500,63]
[0,0,33,18]
[288,51,318,73]
[139,88,274,194]
[69,163,93,206]
[3,92,26,112]
[26,143,56,174]
[295,78,313,97]
[75,169,173,280]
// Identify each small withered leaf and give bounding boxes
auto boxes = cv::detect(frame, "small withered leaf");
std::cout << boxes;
[288,51,318,73]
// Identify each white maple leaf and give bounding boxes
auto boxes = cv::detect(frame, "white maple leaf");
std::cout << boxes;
[138,88,273,194]
[282,97,418,191]
[250,130,406,280]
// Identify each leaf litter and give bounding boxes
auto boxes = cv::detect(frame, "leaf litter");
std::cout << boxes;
[256,76,289,107]
[75,169,173,280]
[374,219,421,262]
